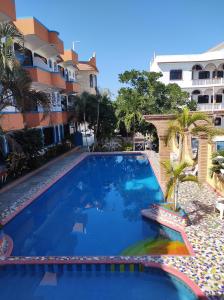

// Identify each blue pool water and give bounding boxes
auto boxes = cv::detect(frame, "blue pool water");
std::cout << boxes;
[4,154,178,256]
[0,265,198,300]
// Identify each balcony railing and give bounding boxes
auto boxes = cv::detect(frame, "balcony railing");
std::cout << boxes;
[193,78,224,86]
[197,103,224,111]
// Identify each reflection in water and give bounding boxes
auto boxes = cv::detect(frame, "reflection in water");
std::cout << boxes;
[4,154,168,256]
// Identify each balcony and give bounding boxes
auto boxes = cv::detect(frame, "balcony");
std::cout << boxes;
[0,112,24,132]
[193,78,224,86]
[197,103,224,111]
[25,66,66,90]
[14,18,64,56]
[24,112,69,128]
[51,73,66,90]
[0,0,16,22]
[66,81,80,94]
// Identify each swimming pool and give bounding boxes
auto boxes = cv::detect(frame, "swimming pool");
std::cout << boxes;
[4,154,185,256]
[0,264,198,300]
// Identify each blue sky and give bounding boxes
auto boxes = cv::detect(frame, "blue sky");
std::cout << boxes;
[16,0,224,98]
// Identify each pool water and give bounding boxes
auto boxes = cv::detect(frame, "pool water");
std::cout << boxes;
[4,154,183,256]
[0,265,198,300]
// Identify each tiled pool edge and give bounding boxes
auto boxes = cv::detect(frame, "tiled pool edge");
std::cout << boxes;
[0,151,209,299]
[144,263,207,300]
[0,152,88,226]
[141,208,195,257]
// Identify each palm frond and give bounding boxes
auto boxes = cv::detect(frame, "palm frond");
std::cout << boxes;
[165,122,183,145]
[161,160,173,175]
[180,174,199,184]
[173,161,191,177]
[165,177,175,200]
[188,112,211,126]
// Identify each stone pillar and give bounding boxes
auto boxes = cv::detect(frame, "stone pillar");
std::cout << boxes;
[198,135,209,183]
[159,135,171,190]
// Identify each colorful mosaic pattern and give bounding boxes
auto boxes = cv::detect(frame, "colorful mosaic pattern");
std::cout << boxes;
[0,152,223,299]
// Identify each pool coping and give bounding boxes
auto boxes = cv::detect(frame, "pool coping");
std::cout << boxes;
[0,151,207,299]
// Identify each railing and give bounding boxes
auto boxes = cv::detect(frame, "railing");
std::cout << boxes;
[197,103,224,111]
[193,78,224,86]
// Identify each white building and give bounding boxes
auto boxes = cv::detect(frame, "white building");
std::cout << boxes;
[150,42,224,128]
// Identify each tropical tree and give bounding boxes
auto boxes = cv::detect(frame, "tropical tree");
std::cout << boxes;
[0,22,50,115]
[0,22,23,76]
[115,70,192,148]
[72,92,116,151]
[1,67,50,114]
[210,150,224,180]
[165,107,214,164]
[117,70,190,115]
[116,89,143,149]
[161,160,199,211]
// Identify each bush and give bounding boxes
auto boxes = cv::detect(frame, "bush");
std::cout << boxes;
[121,142,133,151]
[6,152,28,178]
[10,128,44,170]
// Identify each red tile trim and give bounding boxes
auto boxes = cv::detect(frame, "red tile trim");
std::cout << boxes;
[143,262,208,300]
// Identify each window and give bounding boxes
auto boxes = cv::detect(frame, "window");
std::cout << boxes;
[217,71,224,78]
[170,70,182,80]
[192,65,202,71]
[61,95,67,111]
[43,127,54,146]
[58,66,65,78]
[198,95,209,104]
[198,71,210,79]
[212,71,224,78]
[63,124,70,138]
[214,117,222,126]
[216,94,222,103]
[216,141,224,150]
[94,75,97,88]
[90,74,94,87]
[34,53,47,64]
[211,95,222,103]
[192,90,201,95]
[14,43,33,66]
[49,59,52,69]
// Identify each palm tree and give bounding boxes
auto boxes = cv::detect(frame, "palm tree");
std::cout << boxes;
[73,92,92,151]
[2,67,50,115]
[166,107,212,164]
[116,89,143,150]
[0,22,50,120]
[161,160,199,211]
[0,22,23,75]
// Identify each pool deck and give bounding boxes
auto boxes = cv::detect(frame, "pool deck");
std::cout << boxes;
[0,151,223,299]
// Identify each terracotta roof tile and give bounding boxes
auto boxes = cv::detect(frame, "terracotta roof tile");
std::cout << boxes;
[77,62,98,72]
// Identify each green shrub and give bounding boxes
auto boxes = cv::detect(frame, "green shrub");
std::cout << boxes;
[6,152,28,178]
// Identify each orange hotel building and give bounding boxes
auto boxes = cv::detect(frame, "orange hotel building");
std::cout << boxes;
[0,0,99,153]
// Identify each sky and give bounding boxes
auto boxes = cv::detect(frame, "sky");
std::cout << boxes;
[15,0,224,98]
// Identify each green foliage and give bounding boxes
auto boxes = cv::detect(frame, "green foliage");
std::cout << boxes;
[210,150,224,179]
[44,141,71,160]
[4,128,72,180]
[6,152,28,178]
[116,70,190,116]
[115,70,192,141]
[161,160,199,210]
[10,129,43,169]
[121,142,133,151]
[0,23,50,113]
[71,92,117,148]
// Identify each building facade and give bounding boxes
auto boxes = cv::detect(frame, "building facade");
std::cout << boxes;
[0,0,99,153]
[150,42,224,128]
